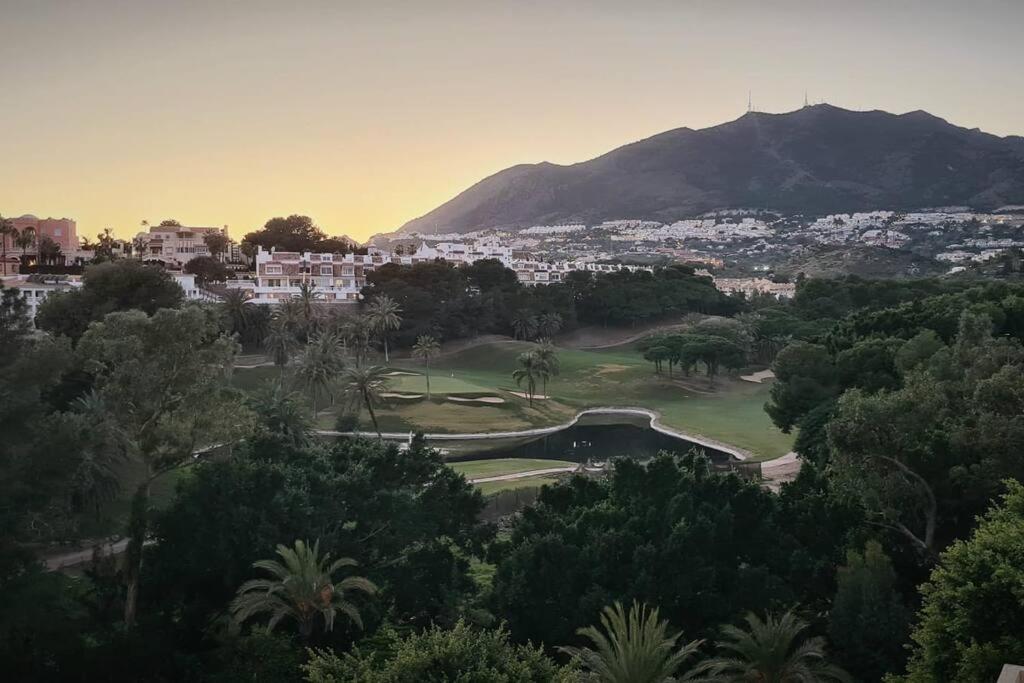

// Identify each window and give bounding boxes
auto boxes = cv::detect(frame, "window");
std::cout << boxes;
[264,265,282,275]
[320,265,333,276]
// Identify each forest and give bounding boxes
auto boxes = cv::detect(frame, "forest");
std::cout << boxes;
[2,260,1024,681]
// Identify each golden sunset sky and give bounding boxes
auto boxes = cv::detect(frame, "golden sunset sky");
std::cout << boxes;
[2,0,1022,242]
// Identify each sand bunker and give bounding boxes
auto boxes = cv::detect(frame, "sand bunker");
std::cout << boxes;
[447,395,505,404]
[380,392,423,399]
[505,390,550,400]
[740,369,775,383]
[384,371,419,376]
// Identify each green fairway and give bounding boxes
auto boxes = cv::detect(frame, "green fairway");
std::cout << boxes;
[450,458,575,480]
[476,476,559,495]
[233,338,794,459]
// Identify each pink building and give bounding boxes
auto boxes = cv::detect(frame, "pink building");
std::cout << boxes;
[1,214,78,254]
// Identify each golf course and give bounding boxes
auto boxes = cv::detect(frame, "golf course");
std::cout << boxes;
[233,336,794,494]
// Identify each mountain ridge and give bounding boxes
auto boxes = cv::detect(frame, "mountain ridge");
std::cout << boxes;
[398,105,1024,234]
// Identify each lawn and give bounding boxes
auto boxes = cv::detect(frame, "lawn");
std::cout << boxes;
[233,338,794,459]
[450,458,575,480]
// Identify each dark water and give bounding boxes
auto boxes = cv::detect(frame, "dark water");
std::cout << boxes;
[446,421,743,472]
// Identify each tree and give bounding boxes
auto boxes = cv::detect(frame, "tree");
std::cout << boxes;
[412,334,441,398]
[203,230,230,260]
[295,332,346,417]
[512,350,541,405]
[692,611,850,682]
[304,621,579,682]
[827,312,1024,558]
[14,226,35,259]
[35,260,184,341]
[0,216,12,273]
[538,311,564,338]
[264,317,298,373]
[365,294,402,363]
[560,601,702,683]
[242,215,327,254]
[184,255,230,285]
[158,219,181,227]
[828,541,910,682]
[340,365,391,438]
[37,234,62,265]
[149,436,486,633]
[512,310,538,340]
[230,539,376,640]
[491,454,800,647]
[898,481,1024,682]
[294,282,322,335]
[76,307,252,626]
[247,382,314,449]
[535,340,560,397]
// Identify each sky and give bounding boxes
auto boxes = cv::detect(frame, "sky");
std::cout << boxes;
[1,0,1023,242]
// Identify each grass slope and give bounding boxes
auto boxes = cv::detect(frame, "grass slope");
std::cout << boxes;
[235,339,794,460]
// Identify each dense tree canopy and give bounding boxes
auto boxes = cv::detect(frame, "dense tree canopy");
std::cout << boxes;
[898,481,1024,682]
[35,260,184,340]
[491,453,819,646]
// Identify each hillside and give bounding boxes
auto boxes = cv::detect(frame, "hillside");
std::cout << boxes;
[399,105,1024,234]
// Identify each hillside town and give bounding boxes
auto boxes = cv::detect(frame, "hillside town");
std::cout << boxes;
[7,206,1024,319]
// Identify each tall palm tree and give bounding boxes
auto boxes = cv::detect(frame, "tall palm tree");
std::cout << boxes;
[222,289,252,339]
[295,282,322,334]
[560,601,703,683]
[365,295,402,363]
[14,226,35,260]
[230,539,376,640]
[534,339,560,398]
[264,318,297,374]
[340,365,391,438]
[295,336,344,418]
[341,314,375,367]
[691,611,851,682]
[512,350,542,406]
[0,216,13,276]
[511,310,538,341]
[247,382,313,447]
[537,312,564,339]
[412,334,441,398]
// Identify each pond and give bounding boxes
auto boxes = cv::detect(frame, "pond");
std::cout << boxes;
[440,412,760,478]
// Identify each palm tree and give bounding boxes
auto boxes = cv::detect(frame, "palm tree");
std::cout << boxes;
[537,312,564,339]
[560,601,703,683]
[222,289,252,339]
[341,314,374,367]
[340,365,391,438]
[534,340,560,398]
[512,350,542,406]
[295,333,346,418]
[230,539,376,640]
[365,295,402,363]
[412,334,441,398]
[511,310,538,341]
[691,611,851,682]
[0,216,13,275]
[14,226,34,260]
[247,382,313,447]
[295,282,322,334]
[264,318,297,374]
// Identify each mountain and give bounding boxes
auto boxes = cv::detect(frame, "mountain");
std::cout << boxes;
[398,105,1024,234]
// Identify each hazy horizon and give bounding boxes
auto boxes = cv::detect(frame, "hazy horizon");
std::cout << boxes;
[2,0,1022,242]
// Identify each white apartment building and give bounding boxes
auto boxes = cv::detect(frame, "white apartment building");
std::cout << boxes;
[237,244,654,304]
[713,277,796,299]
[135,225,228,267]
[0,274,82,320]
[514,259,653,286]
